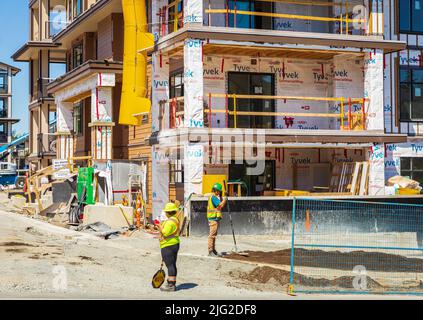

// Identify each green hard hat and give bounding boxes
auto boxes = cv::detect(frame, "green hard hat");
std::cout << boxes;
[212,183,223,192]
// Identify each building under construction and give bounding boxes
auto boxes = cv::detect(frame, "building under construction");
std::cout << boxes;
[13,0,423,221]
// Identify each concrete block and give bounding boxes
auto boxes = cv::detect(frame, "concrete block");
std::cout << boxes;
[8,195,27,210]
[83,205,133,229]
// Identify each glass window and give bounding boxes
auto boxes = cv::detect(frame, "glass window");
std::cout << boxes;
[170,71,184,98]
[73,101,83,135]
[400,0,423,33]
[169,158,184,184]
[0,71,7,94]
[73,0,83,18]
[0,98,7,118]
[400,67,423,121]
[401,157,423,189]
[72,43,84,69]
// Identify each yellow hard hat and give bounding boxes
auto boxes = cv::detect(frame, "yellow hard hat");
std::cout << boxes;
[164,202,178,212]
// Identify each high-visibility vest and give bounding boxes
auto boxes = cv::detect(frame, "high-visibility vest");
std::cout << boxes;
[207,196,223,220]
[159,216,180,248]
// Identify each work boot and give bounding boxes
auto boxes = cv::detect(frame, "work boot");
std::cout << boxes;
[213,250,222,257]
[160,281,176,292]
[208,251,219,257]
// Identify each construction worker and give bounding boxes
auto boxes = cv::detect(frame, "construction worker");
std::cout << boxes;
[207,183,227,257]
[154,202,180,292]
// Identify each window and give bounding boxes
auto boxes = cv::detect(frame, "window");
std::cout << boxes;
[400,67,423,121]
[73,0,83,18]
[401,157,423,188]
[400,0,423,33]
[169,71,184,128]
[228,0,273,29]
[0,98,7,117]
[0,70,7,94]
[170,71,184,98]
[168,0,183,33]
[73,101,83,135]
[72,43,84,69]
[169,159,184,184]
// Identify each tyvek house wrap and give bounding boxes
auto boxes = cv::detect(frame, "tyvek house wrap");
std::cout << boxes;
[152,53,169,133]
[152,146,169,219]
[184,39,204,128]
[203,54,365,131]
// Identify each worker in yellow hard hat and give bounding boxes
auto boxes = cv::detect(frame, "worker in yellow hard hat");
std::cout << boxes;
[207,183,227,257]
[154,202,180,292]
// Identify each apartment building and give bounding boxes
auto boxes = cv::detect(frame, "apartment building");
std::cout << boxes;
[13,0,129,170]
[12,0,67,170]
[0,62,21,163]
[145,0,408,218]
[384,1,423,186]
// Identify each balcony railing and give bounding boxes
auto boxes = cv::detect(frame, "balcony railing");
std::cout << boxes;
[0,84,8,95]
[158,0,381,37]
[45,20,69,39]
[164,94,368,131]
[37,133,56,157]
[33,78,54,101]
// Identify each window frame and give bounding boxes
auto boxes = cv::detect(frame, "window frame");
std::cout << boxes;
[0,71,7,94]
[72,42,84,69]
[169,158,184,184]
[73,101,83,136]
[399,0,423,34]
[400,157,423,189]
[399,65,423,122]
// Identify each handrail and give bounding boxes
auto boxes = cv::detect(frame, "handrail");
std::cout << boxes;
[166,94,368,131]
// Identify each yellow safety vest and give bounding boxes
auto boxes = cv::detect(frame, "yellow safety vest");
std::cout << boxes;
[207,196,223,221]
[159,216,180,249]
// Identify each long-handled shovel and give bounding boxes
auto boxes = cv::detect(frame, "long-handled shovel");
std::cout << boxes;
[223,180,249,257]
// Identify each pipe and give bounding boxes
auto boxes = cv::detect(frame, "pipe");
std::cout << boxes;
[119,0,154,126]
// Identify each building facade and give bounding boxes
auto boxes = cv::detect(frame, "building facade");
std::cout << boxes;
[384,1,423,185]
[147,0,407,218]
[13,0,129,170]
[0,62,21,163]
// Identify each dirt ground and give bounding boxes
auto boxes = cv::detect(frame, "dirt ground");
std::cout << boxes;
[1,207,423,300]
[225,249,423,272]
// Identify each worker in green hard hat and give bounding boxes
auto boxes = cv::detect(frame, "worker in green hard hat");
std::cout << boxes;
[154,202,180,292]
[207,183,227,257]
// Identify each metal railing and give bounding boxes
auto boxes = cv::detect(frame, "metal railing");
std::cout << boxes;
[33,78,54,101]
[289,198,423,295]
[166,94,368,131]
[0,83,8,95]
[157,0,381,37]
[45,20,69,39]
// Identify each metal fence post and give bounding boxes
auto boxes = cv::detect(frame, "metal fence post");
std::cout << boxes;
[289,197,297,294]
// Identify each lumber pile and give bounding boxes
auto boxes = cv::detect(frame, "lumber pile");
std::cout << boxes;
[329,162,370,196]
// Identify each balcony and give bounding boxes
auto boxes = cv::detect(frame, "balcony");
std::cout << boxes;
[45,20,69,39]
[164,94,368,131]
[0,84,7,95]
[37,133,57,158]
[32,78,54,102]
[158,0,382,38]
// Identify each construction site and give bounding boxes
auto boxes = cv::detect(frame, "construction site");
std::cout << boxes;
[0,0,423,299]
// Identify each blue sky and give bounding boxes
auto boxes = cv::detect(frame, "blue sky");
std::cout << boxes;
[0,0,29,135]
